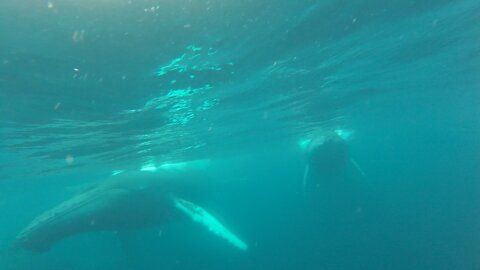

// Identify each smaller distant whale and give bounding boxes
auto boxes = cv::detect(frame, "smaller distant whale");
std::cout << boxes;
[300,129,365,192]
[15,160,248,252]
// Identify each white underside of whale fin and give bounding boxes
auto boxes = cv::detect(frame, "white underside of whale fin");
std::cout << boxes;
[302,164,310,193]
[172,197,248,251]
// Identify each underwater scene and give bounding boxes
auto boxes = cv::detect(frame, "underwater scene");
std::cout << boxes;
[0,0,479,269]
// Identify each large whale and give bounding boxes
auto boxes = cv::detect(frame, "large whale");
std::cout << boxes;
[15,160,248,252]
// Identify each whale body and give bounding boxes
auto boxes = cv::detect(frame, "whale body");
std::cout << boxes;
[15,160,248,252]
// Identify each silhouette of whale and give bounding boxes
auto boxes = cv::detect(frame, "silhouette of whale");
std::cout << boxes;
[15,160,248,252]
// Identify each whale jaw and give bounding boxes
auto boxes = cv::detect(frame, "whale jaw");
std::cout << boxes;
[15,185,172,252]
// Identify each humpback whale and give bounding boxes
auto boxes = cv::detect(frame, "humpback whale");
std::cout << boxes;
[15,160,248,252]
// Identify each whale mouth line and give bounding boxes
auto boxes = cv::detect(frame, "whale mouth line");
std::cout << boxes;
[15,186,130,250]
[16,188,106,238]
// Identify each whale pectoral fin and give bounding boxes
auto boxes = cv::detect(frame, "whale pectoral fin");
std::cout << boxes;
[302,164,310,193]
[172,197,248,251]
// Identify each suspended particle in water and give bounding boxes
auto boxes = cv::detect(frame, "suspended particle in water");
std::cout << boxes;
[72,30,85,43]
[47,2,58,13]
[53,102,61,110]
[65,154,74,165]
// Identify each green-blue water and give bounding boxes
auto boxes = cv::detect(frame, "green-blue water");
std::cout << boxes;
[0,0,479,269]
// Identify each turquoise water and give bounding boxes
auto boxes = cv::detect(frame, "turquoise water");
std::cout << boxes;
[1,0,479,269]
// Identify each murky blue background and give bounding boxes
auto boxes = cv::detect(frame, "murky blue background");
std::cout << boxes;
[1,0,479,269]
